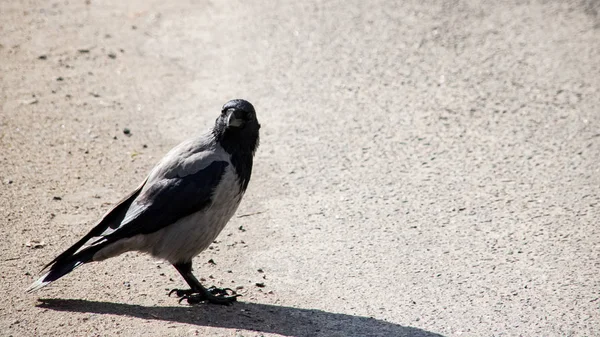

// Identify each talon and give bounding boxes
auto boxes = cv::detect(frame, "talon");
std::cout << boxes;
[206,286,237,297]
[186,295,204,305]
[172,262,242,306]
[167,272,240,305]
[208,287,227,296]
[169,288,193,298]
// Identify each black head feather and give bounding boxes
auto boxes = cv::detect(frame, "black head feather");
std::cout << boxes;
[222,99,256,116]
[213,99,260,190]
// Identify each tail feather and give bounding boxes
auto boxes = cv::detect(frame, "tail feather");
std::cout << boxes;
[26,245,102,293]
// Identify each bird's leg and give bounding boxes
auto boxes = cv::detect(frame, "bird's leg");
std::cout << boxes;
[169,261,239,305]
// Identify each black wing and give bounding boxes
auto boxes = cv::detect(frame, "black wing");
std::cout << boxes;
[97,160,230,242]
[44,159,229,270]
[43,178,147,270]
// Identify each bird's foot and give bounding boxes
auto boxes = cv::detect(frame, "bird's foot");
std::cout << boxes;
[169,286,240,305]
[168,288,195,298]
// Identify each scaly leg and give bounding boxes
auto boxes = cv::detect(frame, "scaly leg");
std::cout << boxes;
[169,261,239,305]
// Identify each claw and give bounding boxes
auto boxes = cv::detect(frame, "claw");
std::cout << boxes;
[184,295,204,305]
[207,286,236,296]
[168,286,240,305]
[169,288,193,297]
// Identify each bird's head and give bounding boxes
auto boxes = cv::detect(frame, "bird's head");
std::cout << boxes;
[214,99,260,154]
[219,99,258,129]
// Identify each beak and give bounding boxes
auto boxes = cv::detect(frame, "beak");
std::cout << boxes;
[225,109,245,128]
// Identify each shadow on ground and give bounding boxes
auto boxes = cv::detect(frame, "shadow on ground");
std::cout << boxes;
[38,298,444,337]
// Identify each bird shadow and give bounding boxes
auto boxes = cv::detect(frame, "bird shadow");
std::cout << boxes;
[37,298,445,337]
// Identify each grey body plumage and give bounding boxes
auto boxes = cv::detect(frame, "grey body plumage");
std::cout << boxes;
[27,99,260,305]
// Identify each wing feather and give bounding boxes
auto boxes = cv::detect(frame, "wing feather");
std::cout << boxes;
[42,178,147,270]
[98,160,229,242]
[42,139,229,270]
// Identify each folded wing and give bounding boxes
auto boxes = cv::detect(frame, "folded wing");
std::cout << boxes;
[28,153,229,292]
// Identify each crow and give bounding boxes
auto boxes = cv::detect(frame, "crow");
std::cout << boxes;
[27,99,260,305]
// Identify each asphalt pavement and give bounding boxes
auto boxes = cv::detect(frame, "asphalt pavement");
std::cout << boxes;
[1,0,599,336]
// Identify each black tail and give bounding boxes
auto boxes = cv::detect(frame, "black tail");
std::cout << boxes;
[26,179,147,293]
[26,244,104,293]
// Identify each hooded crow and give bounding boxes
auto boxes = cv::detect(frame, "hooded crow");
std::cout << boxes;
[27,99,260,305]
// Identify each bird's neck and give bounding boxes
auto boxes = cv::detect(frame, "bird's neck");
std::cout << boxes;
[214,129,258,155]
[214,128,258,191]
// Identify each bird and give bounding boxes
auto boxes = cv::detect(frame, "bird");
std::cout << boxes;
[26,99,260,305]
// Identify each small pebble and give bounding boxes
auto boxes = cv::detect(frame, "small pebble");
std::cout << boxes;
[25,239,46,249]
